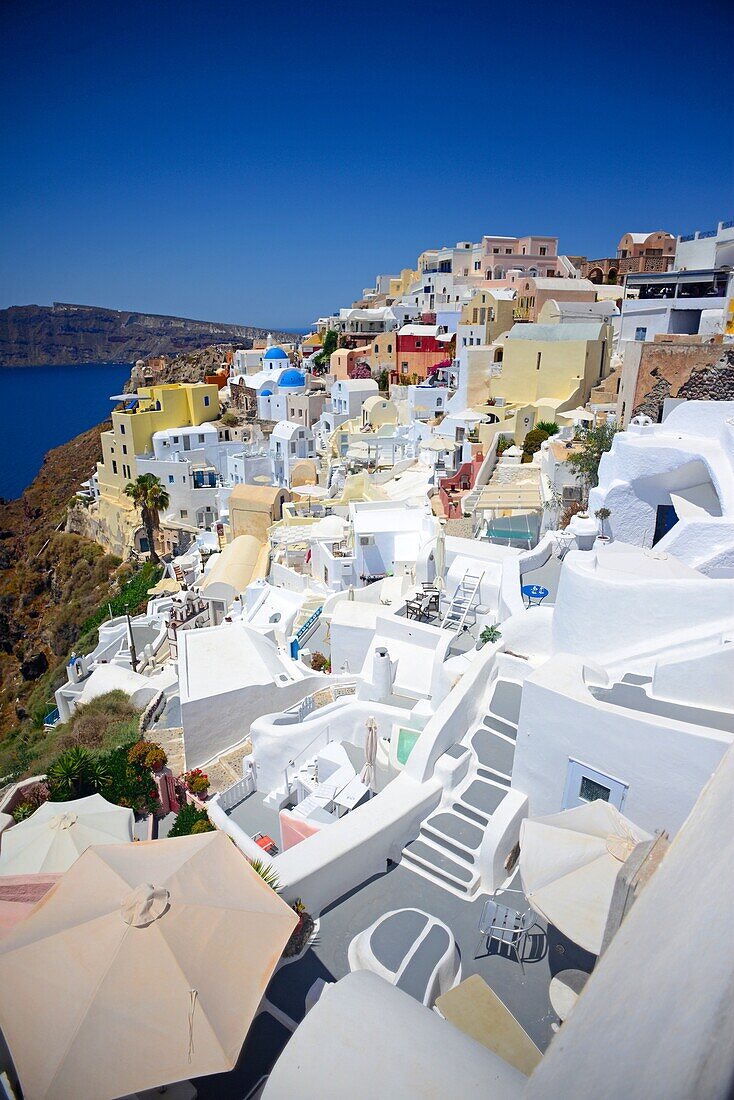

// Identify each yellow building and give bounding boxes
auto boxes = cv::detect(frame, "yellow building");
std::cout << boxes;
[460,288,516,343]
[96,383,220,505]
[490,322,612,437]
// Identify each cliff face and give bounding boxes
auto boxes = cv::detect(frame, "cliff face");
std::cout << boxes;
[0,302,297,366]
[0,421,124,745]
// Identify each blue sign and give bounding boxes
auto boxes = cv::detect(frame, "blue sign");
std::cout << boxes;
[521,584,549,606]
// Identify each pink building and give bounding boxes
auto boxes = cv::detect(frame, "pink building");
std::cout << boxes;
[482,234,559,281]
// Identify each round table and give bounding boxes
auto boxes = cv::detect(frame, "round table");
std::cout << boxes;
[549,969,589,1021]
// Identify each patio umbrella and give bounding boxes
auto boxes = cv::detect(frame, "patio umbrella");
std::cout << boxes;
[434,523,447,594]
[0,794,133,877]
[0,831,297,1100]
[360,717,379,794]
[519,801,651,955]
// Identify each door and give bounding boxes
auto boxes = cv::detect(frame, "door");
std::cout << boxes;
[562,760,628,812]
[653,503,678,544]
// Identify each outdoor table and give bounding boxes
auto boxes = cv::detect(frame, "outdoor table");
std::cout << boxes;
[521,583,549,607]
[549,969,589,1021]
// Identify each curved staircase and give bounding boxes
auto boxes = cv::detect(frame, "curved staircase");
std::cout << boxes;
[400,678,522,899]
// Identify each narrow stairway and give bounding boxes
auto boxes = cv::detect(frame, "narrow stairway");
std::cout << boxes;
[401,678,522,899]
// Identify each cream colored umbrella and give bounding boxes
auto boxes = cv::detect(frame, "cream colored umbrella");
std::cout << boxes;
[519,801,651,955]
[360,717,379,794]
[0,831,297,1100]
[0,794,133,877]
[434,522,447,594]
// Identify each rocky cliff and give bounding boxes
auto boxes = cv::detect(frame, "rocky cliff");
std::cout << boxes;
[0,302,297,367]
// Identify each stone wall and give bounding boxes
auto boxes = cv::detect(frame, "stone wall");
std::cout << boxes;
[632,343,734,422]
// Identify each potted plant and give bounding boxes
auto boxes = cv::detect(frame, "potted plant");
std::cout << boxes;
[595,506,612,544]
[478,625,502,650]
[181,768,211,798]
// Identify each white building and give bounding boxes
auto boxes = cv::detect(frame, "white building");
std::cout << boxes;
[589,401,734,575]
[270,421,316,488]
[675,218,734,271]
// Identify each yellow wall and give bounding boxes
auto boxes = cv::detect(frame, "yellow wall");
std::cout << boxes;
[95,383,220,503]
[490,331,610,413]
[460,290,516,343]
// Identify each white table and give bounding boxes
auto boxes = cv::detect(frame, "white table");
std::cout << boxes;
[549,969,589,1021]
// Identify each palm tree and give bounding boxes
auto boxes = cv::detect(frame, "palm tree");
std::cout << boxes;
[124,473,170,565]
[48,746,111,801]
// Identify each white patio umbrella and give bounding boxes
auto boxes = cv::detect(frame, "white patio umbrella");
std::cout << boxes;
[434,523,447,592]
[0,831,297,1100]
[0,794,133,877]
[360,717,379,794]
[519,801,651,955]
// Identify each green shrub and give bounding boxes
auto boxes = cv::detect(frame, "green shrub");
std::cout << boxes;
[220,410,239,427]
[522,428,549,457]
[496,436,514,455]
[169,803,213,837]
[535,420,559,436]
[103,742,161,815]
[78,562,163,640]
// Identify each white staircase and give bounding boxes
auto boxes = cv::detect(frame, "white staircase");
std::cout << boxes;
[442,570,484,633]
[400,678,522,899]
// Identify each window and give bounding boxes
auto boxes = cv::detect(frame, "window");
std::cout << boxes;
[198,434,205,443]
[562,760,628,811]
[635,327,648,341]
[401,363,409,374]
[168,475,174,484]
[580,776,611,803]
[122,445,127,455]
[437,396,443,405]
[112,461,118,474]
[387,344,392,354]
[374,344,379,354]
[180,509,188,518]
[536,352,542,370]
[474,260,481,270]
[540,246,547,256]
[506,248,512,254]
[493,247,499,254]
[120,423,125,435]
[204,396,210,407]
[173,436,179,443]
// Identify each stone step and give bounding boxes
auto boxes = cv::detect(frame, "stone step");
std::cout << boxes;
[403,838,475,885]
[461,779,508,817]
[471,728,516,775]
[400,847,476,897]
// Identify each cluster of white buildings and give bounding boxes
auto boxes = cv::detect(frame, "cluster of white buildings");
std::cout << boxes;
[4,219,734,1099]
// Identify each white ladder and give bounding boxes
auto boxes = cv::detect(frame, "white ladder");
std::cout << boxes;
[442,570,484,633]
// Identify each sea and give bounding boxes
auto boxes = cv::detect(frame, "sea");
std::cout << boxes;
[0,362,132,500]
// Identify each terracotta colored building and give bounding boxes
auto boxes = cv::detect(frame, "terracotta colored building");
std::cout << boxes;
[581,231,675,285]
[393,324,450,381]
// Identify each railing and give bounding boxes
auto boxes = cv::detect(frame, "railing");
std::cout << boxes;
[699,229,718,239]
[219,770,256,812]
[722,220,734,230]
[43,707,60,728]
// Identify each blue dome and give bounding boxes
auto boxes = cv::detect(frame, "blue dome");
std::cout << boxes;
[260,387,273,397]
[279,368,305,388]
[263,346,288,360]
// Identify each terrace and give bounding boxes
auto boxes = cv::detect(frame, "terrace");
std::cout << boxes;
[194,861,596,1098]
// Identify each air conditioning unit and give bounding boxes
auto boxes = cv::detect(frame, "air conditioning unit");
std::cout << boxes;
[562,486,582,501]
[359,535,374,547]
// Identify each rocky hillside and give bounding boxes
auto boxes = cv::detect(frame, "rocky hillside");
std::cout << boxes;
[0,422,121,747]
[0,301,297,366]
[126,344,244,390]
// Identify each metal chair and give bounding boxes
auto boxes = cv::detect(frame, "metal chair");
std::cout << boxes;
[475,899,536,971]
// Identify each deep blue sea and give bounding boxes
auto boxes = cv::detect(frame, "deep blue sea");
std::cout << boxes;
[0,362,132,500]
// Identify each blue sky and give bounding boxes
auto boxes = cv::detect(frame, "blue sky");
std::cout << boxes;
[1,0,732,330]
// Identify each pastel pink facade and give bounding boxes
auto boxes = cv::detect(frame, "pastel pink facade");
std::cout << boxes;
[482,234,559,281]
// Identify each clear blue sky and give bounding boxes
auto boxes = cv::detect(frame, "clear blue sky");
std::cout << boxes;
[1,0,732,331]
